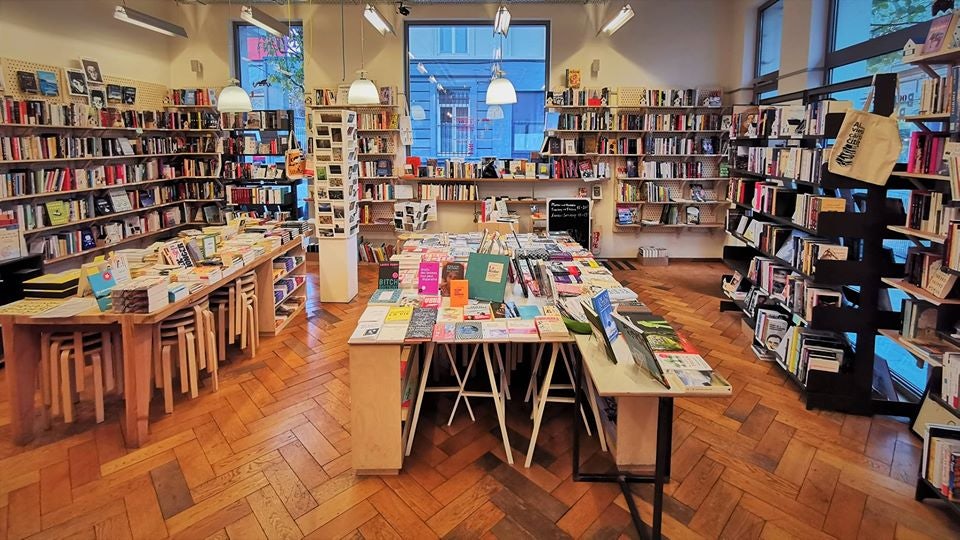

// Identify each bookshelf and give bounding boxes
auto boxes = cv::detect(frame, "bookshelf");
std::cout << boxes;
[720,74,916,416]
[0,89,224,269]
[262,238,307,335]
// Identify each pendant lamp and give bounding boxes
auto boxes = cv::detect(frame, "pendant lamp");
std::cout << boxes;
[485,67,516,105]
[348,6,380,105]
[217,79,252,112]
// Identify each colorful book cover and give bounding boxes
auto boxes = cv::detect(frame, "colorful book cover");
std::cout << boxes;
[591,289,619,343]
[454,322,482,341]
[369,289,401,304]
[516,305,543,320]
[449,279,468,307]
[440,262,464,296]
[44,200,69,226]
[405,307,437,341]
[86,268,117,312]
[507,319,539,340]
[420,296,441,309]
[924,13,955,54]
[418,261,440,295]
[464,252,510,303]
[463,303,492,321]
[432,322,457,341]
[534,316,568,338]
[385,306,414,322]
[378,261,400,289]
[437,307,463,322]
[482,320,510,340]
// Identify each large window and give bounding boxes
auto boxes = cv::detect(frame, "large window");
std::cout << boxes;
[233,22,306,149]
[406,22,548,160]
[832,0,934,51]
[756,0,783,78]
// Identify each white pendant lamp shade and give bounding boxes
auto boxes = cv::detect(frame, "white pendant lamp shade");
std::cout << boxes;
[487,105,504,120]
[217,81,252,113]
[348,72,380,105]
[411,104,427,121]
[485,76,517,105]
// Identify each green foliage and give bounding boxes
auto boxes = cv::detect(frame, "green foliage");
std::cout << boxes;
[870,0,933,38]
[257,26,304,103]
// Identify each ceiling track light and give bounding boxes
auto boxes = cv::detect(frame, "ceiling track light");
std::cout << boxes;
[114,5,188,38]
[600,4,635,36]
[363,4,395,36]
[240,5,287,38]
[494,5,511,36]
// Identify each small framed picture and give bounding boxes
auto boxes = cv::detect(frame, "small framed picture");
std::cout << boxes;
[80,58,103,85]
[563,139,577,155]
[122,86,136,105]
[36,70,59,97]
[89,89,106,109]
[65,68,88,97]
[591,184,602,200]
[106,84,122,103]
[17,71,38,94]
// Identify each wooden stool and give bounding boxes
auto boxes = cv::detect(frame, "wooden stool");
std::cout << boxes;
[40,331,115,425]
[404,342,476,456]
[450,342,514,464]
[209,289,232,361]
[237,273,259,356]
[154,299,217,413]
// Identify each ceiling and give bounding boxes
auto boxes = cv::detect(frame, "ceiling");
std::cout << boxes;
[176,0,608,5]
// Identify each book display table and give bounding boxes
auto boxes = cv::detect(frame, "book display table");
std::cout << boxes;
[2,231,304,448]
[347,231,732,538]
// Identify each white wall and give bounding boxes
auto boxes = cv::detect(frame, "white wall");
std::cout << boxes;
[0,0,828,258]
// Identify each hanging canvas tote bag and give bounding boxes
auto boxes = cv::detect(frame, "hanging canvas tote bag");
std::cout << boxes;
[827,76,901,186]
[399,99,414,146]
[285,130,305,180]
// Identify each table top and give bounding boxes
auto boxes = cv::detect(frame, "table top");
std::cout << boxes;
[1,235,303,327]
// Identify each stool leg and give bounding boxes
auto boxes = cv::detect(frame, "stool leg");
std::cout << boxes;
[152,325,162,390]
[405,343,435,456]
[50,341,61,418]
[91,351,104,423]
[204,311,219,391]
[162,345,174,414]
[177,327,188,394]
[525,343,559,468]
[239,296,248,350]
[194,307,207,371]
[228,288,237,344]
[39,334,52,429]
[483,344,513,465]
[102,332,115,394]
[60,349,74,424]
[114,331,124,397]
[72,332,85,393]
[251,295,260,351]
[186,331,199,399]
[216,304,227,360]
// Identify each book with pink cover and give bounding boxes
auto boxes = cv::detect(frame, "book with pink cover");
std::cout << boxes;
[923,13,955,54]
[418,261,440,295]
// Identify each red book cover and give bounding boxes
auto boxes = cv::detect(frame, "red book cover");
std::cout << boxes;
[907,132,920,173]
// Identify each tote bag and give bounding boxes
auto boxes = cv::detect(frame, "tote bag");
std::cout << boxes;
[827,78,901,186]
[399,99,414,146]
[284,131,305,180]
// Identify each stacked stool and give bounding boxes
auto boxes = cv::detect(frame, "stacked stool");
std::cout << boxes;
[40,330,118,425]
[154,299,218,413]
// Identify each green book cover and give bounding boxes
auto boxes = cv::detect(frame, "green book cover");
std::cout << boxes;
[45,200,69,226]
[464,252,510,303]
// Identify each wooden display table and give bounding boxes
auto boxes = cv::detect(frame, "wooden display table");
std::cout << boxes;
[2,236,304,448]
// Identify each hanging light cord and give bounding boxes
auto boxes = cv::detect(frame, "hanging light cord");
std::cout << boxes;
[340,0,346,81]
[359,7,366,72]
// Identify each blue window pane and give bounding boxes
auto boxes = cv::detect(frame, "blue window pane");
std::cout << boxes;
[408,24,547,160]
[832,0,933,51]
[757,0,783,77]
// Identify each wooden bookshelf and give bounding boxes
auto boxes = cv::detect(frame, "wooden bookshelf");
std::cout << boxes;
[0,176,220,203]
[0,152,220,166]
[887,225,947,244]
[881,278,960,306]
[895,172,951,182]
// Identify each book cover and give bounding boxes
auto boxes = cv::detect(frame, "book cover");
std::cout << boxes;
[45,201,69,226]
[440,262,464,296]
[924,13,955,54]
[359,305,390,323]
[516,305,543,320]
[405,307,437,341]
[377,324,409,342]
[535,315,568,338]
[591,289,619,343]
[385,306,414,322]
[463,303,492,321]
[378,261,399,289]
[437,307,464,322]
[369,288,402,304]
[454,322,482,341]
[449,278,468,307]
[418,261,440,295]
[507,319,540,340]
[464,252,511,303]
[86,268,116,312]
[482,320,510,340]
[432,322,457,341]
[350,322,382,342]
[420,296,441,309]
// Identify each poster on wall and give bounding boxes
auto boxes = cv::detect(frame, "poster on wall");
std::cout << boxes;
[65,68,87,97]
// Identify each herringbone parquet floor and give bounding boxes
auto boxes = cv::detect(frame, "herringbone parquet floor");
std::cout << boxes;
[0,260,959,539]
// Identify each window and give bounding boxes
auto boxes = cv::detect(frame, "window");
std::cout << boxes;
[407,22,548,160]
[831,0,934,51]
[756,0,783,78]
[233,22,306,150]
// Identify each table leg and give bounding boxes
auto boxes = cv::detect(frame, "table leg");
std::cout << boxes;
[525,343,559,468]
[121,321,154,448]
[2,316,40,445]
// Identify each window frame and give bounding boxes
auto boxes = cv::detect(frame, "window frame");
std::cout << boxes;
[231,20,305,107]
[755,0,783,79]
[403,19,551,160]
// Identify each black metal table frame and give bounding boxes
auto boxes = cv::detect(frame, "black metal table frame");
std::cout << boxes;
[572,347,674,540]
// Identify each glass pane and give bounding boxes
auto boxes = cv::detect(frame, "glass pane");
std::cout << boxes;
[407,24,547,160]
[757,0,783,77]
[832,0,934,51]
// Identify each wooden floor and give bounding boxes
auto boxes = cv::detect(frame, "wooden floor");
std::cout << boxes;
[0,260,958,539]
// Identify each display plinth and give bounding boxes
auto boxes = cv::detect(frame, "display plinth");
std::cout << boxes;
[317,236,358,302]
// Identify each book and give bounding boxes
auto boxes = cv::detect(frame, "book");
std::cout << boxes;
[351,322,383,341]
[464,252,511,303]
[449,278,468,307]
[463,302,492,321]
[482,320,510,340]
[418,261,440,295]
[377,324,409,342]
[44,201,69,226]
[86,268,116,311]
[108,189,133,212]
[455,322,482,341]
[378,261,399,289]
[507,319,539,341]
[432,322,457,341]
[535,316,568,339]
[440,262,464,296]
[437,307,464,322]
[385,306,414,322]
[369,288,402,304]
[591,289,619,344]
[405,307,437,341]
[516,305,543,320]
[924,13,956,54]
[358,305,391,324]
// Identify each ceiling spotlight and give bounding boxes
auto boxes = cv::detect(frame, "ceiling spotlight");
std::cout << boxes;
[494,5,511,36]
[397,2,411,16]
[114,5,188,38]
[240,5,287,37]
[600,4,635,36]
[363,4,395,36]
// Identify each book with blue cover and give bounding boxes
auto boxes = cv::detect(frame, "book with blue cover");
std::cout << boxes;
[591,289,619,343]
